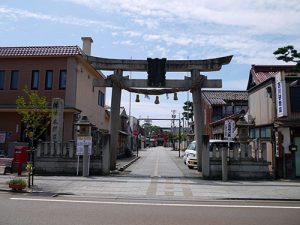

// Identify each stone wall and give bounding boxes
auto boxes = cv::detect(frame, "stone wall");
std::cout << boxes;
[210,160,271,179]
[35,141,103,175]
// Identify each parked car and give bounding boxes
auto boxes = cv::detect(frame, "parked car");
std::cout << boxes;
[186,151,197,169]
[185,139,238,169]
[183,141,196,164]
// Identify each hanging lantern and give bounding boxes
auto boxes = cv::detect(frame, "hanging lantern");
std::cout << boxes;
[154,96,160,104]
[135,94,140,102]
[174,92,178,100]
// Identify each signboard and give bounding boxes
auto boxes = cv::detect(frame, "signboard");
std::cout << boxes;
[76,136,92,155]
[0,132,6,143]
[224,119,235,139]
[51,98,64,143]
[275,72,287,118]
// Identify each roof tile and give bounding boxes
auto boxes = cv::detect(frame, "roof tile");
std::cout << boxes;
[0,46,84,57]
[203,91,248,105]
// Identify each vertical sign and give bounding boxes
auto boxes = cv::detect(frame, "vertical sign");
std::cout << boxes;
[51,98,64,143]
[275,72,287,118]
[224,119,235,140]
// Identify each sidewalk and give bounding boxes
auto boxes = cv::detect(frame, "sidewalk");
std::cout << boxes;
[1,152,300,201]
[1,174,300,201]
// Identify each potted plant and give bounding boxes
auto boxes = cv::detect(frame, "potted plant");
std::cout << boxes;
[7,178,27,191]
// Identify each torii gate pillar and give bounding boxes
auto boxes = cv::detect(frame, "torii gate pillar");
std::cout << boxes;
[109,69,123,170]
[191,69,204,172]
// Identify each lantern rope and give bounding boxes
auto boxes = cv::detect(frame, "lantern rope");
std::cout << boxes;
[109,75,205,95]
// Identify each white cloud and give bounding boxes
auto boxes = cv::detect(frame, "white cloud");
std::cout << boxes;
[63,0,300,34]
[0,6,122,30]
[123,31,142,38]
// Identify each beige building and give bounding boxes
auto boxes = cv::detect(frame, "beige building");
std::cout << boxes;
[0,37,108,153]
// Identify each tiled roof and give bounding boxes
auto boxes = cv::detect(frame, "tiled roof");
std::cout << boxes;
[202,90,248,105]
[0,46,84,57]
[247,65,300,90]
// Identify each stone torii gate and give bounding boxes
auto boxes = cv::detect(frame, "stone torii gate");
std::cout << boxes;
[86,55,232,174]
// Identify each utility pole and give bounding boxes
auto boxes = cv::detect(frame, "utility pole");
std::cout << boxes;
[178,113,181,157]
[171,110,176,151]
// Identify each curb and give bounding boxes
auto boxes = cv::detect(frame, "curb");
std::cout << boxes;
[118,156,140,171]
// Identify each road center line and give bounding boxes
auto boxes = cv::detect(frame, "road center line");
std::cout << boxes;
[10,198,300,209]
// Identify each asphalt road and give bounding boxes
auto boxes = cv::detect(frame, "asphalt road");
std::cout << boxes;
[127,146,200,178]
[0,193,300,225]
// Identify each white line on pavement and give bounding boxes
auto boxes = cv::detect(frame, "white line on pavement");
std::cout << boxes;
[10,198,300,209]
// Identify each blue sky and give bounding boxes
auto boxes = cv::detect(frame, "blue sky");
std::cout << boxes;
[1,0,299,127]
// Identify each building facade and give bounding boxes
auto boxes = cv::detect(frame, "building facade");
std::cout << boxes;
[247,65,300,178]
[202,90,248,139]
[0,37,107,156]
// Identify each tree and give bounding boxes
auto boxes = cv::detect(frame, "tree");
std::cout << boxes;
[273,45,300,70]
[16,87,52,187]
[142,123,161,137]
[182,101,193,122]
[16,87,52,146]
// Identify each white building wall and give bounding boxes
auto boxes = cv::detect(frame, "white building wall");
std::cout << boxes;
[75,62,106,129]
[249,84,274,126]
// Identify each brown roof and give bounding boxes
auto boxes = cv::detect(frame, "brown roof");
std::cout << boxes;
[202,90,248,105]
[247,65,300,90]
[0,46,84,57]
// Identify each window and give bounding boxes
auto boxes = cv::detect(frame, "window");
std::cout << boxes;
[290,87,300,112]
[0,71,4,90]
[10,70,19,90]
[59,70,67,89]
[260,127,271,138]
[98,91,105,107]
[31,70,39,90]
[250,127,271,139]
[212,106,222,121]
[224,105,233,115]
[45,70,53,90]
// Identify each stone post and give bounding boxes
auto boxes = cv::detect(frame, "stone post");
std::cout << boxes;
[233,144,239,160]
[109,69,123,170]
[83,145,89,177]
[102,134,110,174]
[222,146,228,181]
[191,69,204,172]
[69,141,74,158]
[202,135,210,178]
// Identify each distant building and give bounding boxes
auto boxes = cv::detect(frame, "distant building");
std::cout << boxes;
[247,65,300,178]
[202,90,248,139]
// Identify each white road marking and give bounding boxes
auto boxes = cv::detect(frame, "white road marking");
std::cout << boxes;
[10,198,300,209]
[153,148,160,177]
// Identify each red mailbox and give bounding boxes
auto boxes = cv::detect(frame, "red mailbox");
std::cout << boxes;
[14,146,28,175]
